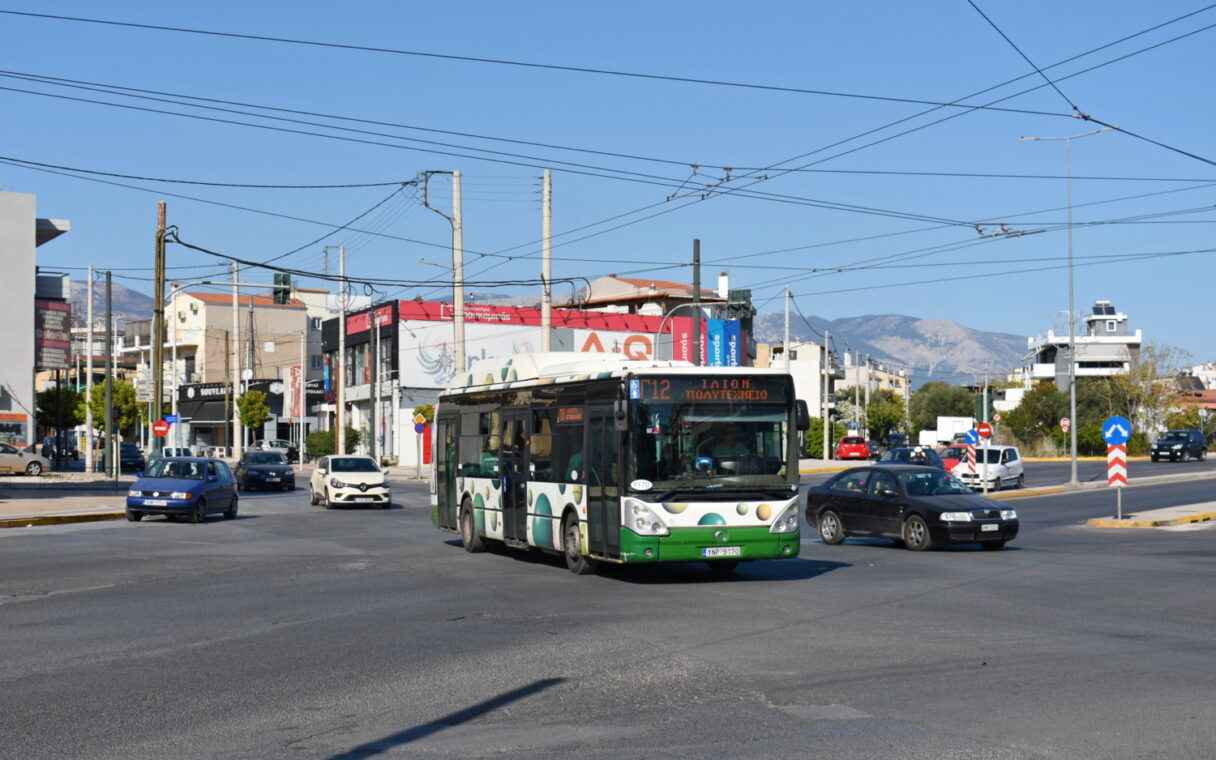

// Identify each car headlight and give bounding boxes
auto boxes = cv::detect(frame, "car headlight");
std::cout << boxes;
[1172,444,1184,449]
[330,477,347,488]
[170,492,191,500]
[128,489,142,497]
[380,480,391,489]
[769,501,801,534]
[940,511,973,522]
[625,499,669,536]
[1000,509,1017,520]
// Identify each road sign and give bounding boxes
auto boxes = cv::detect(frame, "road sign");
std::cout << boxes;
[977,422,992,439]
[413,413,426,426]
[1102,415,1132,446]
[414,422,427,434]
[1107,444,1127,487]
[163,414,180,424]
[152,420,170,437]
[1060,417,1071,432]
[964,429,979,445]
[993,412,1002,423]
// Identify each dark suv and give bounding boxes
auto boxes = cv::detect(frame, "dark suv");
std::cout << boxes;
[41,435,79,461]
[1150,429,1207,462]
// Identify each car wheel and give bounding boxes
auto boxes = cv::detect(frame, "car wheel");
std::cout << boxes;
[25,461,43,476]
[708,560,739,579]
[224,494,239,520]
[902,515,933,551]
[191,498,207,524]
[562,512,596,574]
[1151,456,1158,462]
[1199,449,1207,462]
[1016,474,1025,489]
[323,488,335,510]
[817,510,845,545]
[125,509,142,522]
[461,500,486,553]
[980,540,1006,551]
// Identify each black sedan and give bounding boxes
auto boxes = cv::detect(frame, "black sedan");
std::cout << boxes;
[234,451,295,491]
[99,443,146,472]
[806,465,1018,551]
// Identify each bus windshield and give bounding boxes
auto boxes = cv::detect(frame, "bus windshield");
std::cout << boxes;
[628,400,791,492]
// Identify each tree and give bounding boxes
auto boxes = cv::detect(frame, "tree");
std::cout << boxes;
[803,418,847,458]
[865,389,906,442]
[1002,384,1067,446]
[413,404,434,425]
[908,381,973,434]
[236,390,271,432]
[35,386,84,432]
[1099,342,1191,436]
[87,381,140,438]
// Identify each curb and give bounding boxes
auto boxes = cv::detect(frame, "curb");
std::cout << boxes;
[1087,510,1216,528]
[0,512,126,529]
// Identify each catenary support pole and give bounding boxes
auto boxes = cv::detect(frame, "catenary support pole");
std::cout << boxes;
[85,265,94,473]
[541,169,552,352]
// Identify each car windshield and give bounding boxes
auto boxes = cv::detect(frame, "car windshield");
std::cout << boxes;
[899,469,973,495]
[1159,432,1188,442]
[942,447,966,459]
[120,444,140,454]
[330,457,379,473]
[146,459,204,480]
[247,452,286,465]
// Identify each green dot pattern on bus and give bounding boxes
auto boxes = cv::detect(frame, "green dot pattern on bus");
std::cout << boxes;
[736,503,749,516]
[698,513,727,526]
[533,493,553,548]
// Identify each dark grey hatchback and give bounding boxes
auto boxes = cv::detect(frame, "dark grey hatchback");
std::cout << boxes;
[806,465,1019,551]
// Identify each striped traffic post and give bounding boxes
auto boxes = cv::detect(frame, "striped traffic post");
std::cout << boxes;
[1103,416,1132,520]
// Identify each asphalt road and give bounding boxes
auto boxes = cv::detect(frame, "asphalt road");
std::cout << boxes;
[2,478,1214,759]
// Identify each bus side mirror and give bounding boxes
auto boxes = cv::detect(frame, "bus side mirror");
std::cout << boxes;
[613,399,629,432]
[795,400,811,431]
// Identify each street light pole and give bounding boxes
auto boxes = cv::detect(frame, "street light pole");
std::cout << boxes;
[1020,126,1113,486]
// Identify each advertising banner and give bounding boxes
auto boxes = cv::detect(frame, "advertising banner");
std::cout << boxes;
[707,319,725,366]
[724,320,741,366]
[34,300,71,370]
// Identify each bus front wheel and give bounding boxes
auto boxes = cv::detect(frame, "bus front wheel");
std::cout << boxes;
[562,513,597,575]
[461,501,486,553]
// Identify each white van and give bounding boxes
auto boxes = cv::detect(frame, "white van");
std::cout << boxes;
[952,445,1024,490]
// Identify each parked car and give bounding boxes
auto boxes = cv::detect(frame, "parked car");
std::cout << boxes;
[234,451,295,491]
[100,443,146,472]
[806,465,1019,551]
[251,438,299,463]
[0,442,51,475]
[125,457,238,523]
[40,435,79,461]
[953,445,1024,490]
[866,440,887,460]
[309,455,391,509]
[1150,430,1207,462]
[874,446,945,469]
[834,436,870,460]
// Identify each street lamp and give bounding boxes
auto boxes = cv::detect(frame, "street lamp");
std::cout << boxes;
[1020,126,1114,486]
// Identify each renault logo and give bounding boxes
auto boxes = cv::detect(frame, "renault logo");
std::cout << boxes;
[359,483,368,492]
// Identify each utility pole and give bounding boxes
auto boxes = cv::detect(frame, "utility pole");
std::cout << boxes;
[371,304,380,461]
[151,202,166,461]
[337,246,346,456]
[822,330,831,460]
[783,287,790,371]
[541,169,552,351]
[691,239,701,366]
[231,262,242,460]
[298,328,306,461]
[103,271,113,479]
[452,171,465,375]
[864,355,871,437]
[85,265,95,473]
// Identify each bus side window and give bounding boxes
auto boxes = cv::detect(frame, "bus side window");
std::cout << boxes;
[458,434,482,477]
[479,411,500,475]
[555,424,583,482]
[530,409,553,482]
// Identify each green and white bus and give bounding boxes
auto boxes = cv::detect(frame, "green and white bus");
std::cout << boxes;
[430,352,810,575]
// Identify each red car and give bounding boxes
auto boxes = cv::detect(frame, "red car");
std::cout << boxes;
[834,436,870,460]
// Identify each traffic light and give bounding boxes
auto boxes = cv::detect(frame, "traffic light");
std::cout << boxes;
[273,273,291,304]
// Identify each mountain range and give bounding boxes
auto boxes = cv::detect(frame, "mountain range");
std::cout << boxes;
[76,284,1028,383]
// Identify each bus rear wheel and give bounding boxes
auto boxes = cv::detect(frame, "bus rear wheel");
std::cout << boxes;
[562,513,597,575]
[461,501,486,553]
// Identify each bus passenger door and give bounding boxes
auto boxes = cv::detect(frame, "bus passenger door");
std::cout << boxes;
[500,410,529,542]
[436,412,459,530]
[587,407,621,557]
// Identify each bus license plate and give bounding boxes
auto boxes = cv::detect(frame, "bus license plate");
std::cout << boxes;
[702,546,741,558]
[981,523,999,532]
[144,499,167,506]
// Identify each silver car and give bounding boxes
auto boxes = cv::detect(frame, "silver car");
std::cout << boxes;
[0,442,51,475]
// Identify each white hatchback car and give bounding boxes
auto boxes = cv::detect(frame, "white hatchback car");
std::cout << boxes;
[952,445,1025,491]
[309,455,391,509]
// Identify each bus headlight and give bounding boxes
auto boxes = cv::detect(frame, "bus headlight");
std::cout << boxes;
[769,502,800,534]
[625,499,669,536]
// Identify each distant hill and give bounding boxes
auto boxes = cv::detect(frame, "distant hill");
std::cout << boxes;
[753,312,1026,385]
[69,280,154,328]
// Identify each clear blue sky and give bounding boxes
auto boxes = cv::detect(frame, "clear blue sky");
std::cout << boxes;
[4,2,1214,370]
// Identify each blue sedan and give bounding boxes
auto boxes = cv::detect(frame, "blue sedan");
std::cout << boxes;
[126,457,238,523]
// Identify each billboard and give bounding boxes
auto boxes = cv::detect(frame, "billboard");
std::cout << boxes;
[34,299,71,370]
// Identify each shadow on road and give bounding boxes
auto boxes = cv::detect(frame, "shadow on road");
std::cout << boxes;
[329,678,564,759]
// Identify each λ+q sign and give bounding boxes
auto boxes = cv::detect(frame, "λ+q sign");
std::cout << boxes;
[1102,416,1132,446]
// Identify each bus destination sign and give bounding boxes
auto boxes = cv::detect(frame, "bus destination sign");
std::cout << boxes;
[632,376,786,403]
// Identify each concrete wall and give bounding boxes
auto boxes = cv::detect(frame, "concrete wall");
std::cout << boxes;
[0,192,36,443]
